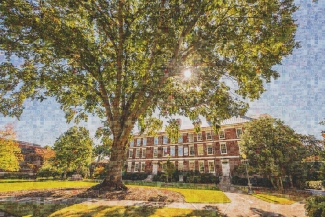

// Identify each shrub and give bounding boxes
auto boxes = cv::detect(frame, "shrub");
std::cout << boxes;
[93,166,106,179]
[305,196,325,217]
[306,181,324,190]
[122,172,149,180]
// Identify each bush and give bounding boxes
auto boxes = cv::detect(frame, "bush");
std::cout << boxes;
[306,181,324,190]
[93,166,106,179]
[122,172,149,181]
[231,176,272,187]
[305,196,325,217]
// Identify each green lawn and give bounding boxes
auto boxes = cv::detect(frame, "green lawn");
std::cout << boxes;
[126,185,231,203]
[0,181,97,192]
[0,202,222,217]
[252,193,296,205]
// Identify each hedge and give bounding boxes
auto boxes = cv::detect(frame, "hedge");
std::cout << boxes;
[305,196,325,217]
[306,181,324,190]
[122,172,149,181]
[153,170,219,184]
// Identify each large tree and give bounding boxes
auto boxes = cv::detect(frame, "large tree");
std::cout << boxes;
[0,0,298,190]
[52,126,93,179]
[239,117,310,189]
[0,124,23,171]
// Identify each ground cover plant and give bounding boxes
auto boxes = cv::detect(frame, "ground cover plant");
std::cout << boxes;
[252,193,296,205]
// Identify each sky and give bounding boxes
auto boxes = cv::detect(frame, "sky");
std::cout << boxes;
[0,0,324,146]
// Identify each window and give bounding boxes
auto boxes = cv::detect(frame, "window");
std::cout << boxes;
[178,146,183,156]
[136,149,140,158]
[129,149,133,158]
[130,140,134,147]
[163,147,168,157]
[178,135,183,143]
[178,161,183,171]
[220,143,227,154]
[219,130,225,139]
[137,138,141,146]
[206,132,212,140]
[184,146,188,156]
[189,161,195,171]
[170,146,175,157]
[143,138,147,146]
[199,161,204,173]
[153,147,158,158]
[208,161,215,173]
[134,162,139,172]
[207,144,213,155]
[163,136,168,144]
[197,133,202,141]
[236,128,242,138]
[189,145,195,156]
[141,162,145,172]
[127,162,132,172]
[188,134,194,142]
[142,148,146,158]
[154,137,159,145]
[197,144,204,155]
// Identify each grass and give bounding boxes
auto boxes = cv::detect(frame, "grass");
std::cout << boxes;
[252,193,296,205]
[0,202,222,217]
[0,180,97,192]
[126,185,231,203]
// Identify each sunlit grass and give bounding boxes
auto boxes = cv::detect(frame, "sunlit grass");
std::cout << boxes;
[0,181,97,192]
[252,193,296,205]
[126,185,231,203]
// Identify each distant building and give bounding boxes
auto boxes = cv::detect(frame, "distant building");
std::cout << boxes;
[126,115,261,177]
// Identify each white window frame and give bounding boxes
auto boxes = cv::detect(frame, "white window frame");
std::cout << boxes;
[219,130,225,139]
[154,137,159,145]
[163,147,168,157]
[178,145,183,156]
[206,132,212,140]
[189,161,195,171]
[189,145,195,156]
[134,162,139,172]
[220,143,227,154]
[130,140,134,147]
[137,138,141,146]
[163,135,168,144]
[197,133,202,141]
[197,144,204,156]
[170,146,175,157]
[129,149,133,158]
[178,161,183,171]
[141,162,145,172]
[143,138,147,146]
[188,134,194,143]
[199,161,204,173]
[142,148,146,158]
[184,146,188,156]
[208,161,215,173]
[153,147,158,158]
[127,162,132,172]
[207,144,213,155]
[236,128,242,138]
[136,149,140,158]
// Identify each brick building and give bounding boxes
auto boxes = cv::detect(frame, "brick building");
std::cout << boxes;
[126,116,256,177]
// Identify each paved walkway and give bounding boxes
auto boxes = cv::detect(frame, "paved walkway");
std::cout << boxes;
[0,192,307,217]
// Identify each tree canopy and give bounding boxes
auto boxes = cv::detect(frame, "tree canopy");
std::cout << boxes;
[0,0,299,189]
[0,124,23,171]
[52,126,93,179]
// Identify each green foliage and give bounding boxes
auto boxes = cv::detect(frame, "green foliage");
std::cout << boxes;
[122,172,148,181]
[239,117,310,189]
[0,0,299,185]
[231,176,272,187]
[161,159,176,182]
[36,163,61,178]
[305,196,325,217]
[165,119,181,144]
[305,181,324,190]
[52,126,93,179]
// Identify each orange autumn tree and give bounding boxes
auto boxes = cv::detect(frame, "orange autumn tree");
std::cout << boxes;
[0,124,23,171]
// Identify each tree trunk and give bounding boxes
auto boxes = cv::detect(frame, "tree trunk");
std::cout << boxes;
[270,176,277,189]
[91,141,128,191]
[63,166,69,180]
[289,175,293,188]
[279,177,283,190]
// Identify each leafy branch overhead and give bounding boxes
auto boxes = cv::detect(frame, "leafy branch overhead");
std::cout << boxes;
[0,0,298,138]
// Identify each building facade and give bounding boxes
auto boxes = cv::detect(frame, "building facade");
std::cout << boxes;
[126,116,254,177]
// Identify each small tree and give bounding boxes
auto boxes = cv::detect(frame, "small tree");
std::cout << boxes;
[0,124,23,172]
[52,126,93,179]
[161,157,176,182]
